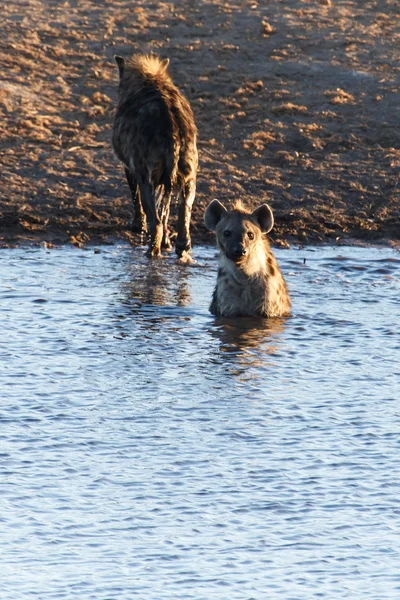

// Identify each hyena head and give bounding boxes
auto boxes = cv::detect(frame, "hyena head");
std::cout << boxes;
[114,54,171,84]
[114,55,172,108]
[204,200,274,268]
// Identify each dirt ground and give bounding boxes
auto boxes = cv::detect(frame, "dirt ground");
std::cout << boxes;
[1,0,399,249]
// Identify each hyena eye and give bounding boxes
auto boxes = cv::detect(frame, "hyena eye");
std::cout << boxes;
[247,231,255,240]
[223,230,232,238]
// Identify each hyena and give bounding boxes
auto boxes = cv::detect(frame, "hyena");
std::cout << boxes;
[112,54,198,259]
[204,200,291,317]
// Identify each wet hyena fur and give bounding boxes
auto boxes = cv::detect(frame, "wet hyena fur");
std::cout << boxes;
[112,54,198,258]
[204,200,291,317]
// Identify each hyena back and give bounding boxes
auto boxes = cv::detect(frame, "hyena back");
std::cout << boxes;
[112,54,198,258]
[204,200,291,317]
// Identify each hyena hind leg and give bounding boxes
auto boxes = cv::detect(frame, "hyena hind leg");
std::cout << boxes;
[124,168,147,234]
[160,192,173,251]
[139,181,163,257]
[176,179,196,260]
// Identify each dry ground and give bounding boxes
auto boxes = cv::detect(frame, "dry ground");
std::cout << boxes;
[0,0,399,248]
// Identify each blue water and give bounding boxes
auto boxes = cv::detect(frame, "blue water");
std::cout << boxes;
[1,244,399,599]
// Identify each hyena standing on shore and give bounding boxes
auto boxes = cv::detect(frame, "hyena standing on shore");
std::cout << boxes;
[112,54,198,259]
[205,200,291,317]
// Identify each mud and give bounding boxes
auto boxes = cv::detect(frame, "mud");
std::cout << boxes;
[1,0,399,248]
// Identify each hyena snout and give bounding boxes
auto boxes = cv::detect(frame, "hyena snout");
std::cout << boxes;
[225,239,248,262]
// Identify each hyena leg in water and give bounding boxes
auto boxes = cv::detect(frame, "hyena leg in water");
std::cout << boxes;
[176,179,196,260]
[124,168,146,233]
[139,181,163,257]
[160,192,173,251]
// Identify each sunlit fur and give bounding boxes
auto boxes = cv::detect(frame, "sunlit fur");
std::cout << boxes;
[125,54,171,78]
[205,201,291,317]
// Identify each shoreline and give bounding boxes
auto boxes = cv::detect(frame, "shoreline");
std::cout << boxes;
[0,227,398,251]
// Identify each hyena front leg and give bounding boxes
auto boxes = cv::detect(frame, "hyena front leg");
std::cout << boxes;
[176,178,196,259]
[139,181,163,257]
[124,168,146,233]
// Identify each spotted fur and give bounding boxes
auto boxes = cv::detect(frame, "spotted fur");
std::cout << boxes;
[112,54,198,258]
[205,200,291,317]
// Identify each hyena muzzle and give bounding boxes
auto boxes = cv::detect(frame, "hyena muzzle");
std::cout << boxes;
[112,54,198,259]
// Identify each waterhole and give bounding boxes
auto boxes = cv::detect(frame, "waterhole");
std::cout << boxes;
[1,245,399,599]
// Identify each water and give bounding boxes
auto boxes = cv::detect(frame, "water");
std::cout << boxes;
[1,244,399,600]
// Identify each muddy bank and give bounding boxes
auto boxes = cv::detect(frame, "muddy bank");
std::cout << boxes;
[0,0,399,248]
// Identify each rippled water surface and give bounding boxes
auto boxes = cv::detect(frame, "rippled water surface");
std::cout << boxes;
[1,244,399,600]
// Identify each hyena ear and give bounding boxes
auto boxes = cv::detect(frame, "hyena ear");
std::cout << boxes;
[204,200,227,231]
[114,56,125,78]
[161,58,170,70]
[252,204,274,234]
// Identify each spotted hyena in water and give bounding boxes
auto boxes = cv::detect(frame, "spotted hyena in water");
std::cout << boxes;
[204,200,291,317]
[112,54,198,259]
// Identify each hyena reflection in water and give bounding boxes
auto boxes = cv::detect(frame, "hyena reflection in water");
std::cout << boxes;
[205,200,291,318]
[112,54,198,261]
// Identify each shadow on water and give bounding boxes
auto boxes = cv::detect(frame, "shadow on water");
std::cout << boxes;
[122,254,192,308]
[211,316,287,352]
[208,316,288,376]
